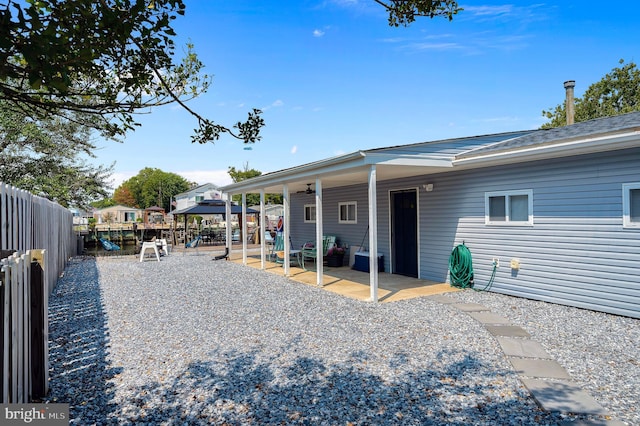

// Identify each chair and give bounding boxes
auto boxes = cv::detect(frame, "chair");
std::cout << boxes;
[272,234,301,267]
[301,235,336,270]
[264,230,275,250]
[184,235,202,255]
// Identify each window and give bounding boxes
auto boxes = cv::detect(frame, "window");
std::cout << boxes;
[338,202,357,224]
[304,204,316,223]
[623,183,640,228]
[485,190,533,225]
[124,212,136,222]
[195,193,204,203]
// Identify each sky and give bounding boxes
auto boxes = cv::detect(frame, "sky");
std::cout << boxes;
[91,0,640,191]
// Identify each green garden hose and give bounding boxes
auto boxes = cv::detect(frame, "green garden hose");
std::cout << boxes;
[448,244,496,291]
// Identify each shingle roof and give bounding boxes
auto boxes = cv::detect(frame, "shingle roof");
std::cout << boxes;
[457,111,640,159]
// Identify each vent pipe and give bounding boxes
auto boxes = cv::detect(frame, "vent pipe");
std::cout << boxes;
[564,80,575,125]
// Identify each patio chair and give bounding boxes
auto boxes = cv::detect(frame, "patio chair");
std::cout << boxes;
[184,235,202,255]
[264,230,275,250]
[301,235,336,270]
[272,234,301,267]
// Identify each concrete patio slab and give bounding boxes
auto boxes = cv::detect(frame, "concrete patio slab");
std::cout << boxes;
[521,378,609,415]
[452,302,491,312]
[485,325,531,337]
[468,311,512,324]
[230,254,458,303]
[497,337,552,359]
[509,358,572,379]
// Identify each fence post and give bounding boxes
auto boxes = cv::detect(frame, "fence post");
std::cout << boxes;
[29,250,47,399]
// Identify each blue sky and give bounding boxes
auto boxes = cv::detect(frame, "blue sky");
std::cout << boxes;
[92,1,640,190]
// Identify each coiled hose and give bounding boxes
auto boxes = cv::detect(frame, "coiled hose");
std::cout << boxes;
[449,244,474,288]
[448,244,496,291]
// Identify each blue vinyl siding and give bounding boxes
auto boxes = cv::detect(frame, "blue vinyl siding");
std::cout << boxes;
[289,147,640,318]
[414,147,640,318]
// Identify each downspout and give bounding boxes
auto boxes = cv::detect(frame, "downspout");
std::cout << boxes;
[564,80,576,125]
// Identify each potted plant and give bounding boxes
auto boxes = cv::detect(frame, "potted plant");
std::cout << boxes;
[325,245,346,267]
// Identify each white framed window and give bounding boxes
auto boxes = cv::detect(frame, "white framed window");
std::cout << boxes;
[304,204,316,223]
[485,190,533,225]
[623,183,640,228]
[338,202,357,224]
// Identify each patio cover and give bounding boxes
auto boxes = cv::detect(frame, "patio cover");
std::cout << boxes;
[171,199,257,216]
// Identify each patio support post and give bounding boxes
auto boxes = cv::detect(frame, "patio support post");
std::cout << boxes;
[315,178,323,286]
[368,165,379,302]
[260,190,266,269]
[225,197,232,255]
[283,184,291,276]
[242,193,247,265]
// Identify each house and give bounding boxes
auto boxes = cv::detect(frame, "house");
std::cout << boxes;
[93,205,142,224]
[220,111,640,319]
[172,183,222,212]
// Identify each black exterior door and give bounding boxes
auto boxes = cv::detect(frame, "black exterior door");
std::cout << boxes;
[391,189,418,277]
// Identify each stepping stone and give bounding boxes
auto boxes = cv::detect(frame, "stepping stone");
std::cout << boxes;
[427,294,458,304]
[485,325,531,337]
[452,302,490,312]
[468,311,511,324]
[509,358,572,379]
[521,378,609,415]
[497,337,552,359]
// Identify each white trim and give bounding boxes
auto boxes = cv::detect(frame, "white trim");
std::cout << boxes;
[315,178,324,287]
[338,201,357,224]
[623,182,640,228]
[368,165,379,302]
[485,189,533,226]
[303,204,316,223]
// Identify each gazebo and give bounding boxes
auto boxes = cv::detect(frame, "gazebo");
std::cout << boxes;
[170,199,258,245]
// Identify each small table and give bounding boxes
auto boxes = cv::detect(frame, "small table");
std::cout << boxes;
[140,241,160,262]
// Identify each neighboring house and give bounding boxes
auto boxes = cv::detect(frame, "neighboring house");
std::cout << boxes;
[93,205,142,224]
[220,112,640,319]
[173,183,222,212]
[69,208,91,228]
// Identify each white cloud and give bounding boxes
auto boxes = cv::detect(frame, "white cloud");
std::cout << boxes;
[291,145,298,154]
[262,99,284,110]
[107,171,137,190]
[178,170,234,187]
[313,29,325,37]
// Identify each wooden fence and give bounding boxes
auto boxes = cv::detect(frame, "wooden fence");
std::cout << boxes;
[1,182,76,403]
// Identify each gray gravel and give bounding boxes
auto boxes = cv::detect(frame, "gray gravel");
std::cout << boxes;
[44,255,638,425]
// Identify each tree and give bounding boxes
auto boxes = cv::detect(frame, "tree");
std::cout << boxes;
[0,99,113,209]
[113,185,137,207]
[116,168,190,211]
[374,0,461,26]
[542,59,640,129]
[0,0,264,145]
[228,164,282,206]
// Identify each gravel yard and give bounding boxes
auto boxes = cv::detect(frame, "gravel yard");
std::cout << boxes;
[45,255,638,425]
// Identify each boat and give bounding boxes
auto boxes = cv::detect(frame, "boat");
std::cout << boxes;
[99,238,121,251]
